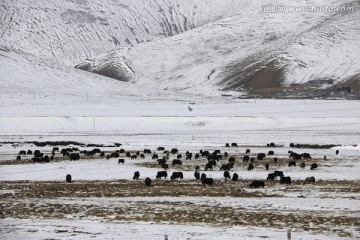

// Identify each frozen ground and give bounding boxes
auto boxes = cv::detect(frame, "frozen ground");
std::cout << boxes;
[2,218,351,240]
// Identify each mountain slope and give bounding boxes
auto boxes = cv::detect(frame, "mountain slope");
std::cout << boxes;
[1,0,359,98]
[0,0,244,65]
[75,0,360,97]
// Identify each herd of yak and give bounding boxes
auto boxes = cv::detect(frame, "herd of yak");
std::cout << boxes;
[16,142,339,188]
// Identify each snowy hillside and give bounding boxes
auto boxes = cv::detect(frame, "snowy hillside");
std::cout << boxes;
[0,0,243,65]
[0,0,359,98]
[74,0,360,96]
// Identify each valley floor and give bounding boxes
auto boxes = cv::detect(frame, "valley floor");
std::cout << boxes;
[0,99,359,239]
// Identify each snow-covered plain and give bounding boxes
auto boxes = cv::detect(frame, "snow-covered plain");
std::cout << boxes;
[3,218,350,240]
[1,97,359,239]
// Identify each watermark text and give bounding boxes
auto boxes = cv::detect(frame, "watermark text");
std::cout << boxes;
[261,4,355,13]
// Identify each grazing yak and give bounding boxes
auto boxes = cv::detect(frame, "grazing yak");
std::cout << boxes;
[202,177,214,186]
[156,171,168,179]
[42,156,50,162]
[201,173,206,180]
[133,171,140,180]
[157,147,165,151]
[224,152,228,157]
[336,150,339,155]
[194,171,200,180]
[93,148,101,154]
[34,151,44,158]
[53,147,59,152]
[111,152,120,158]
[172,159,182,166]
[177,154,182,159]
[232,173,239,181]
[69,153,80,161]
[66,174,72,183]
[231,143,238,147]
[18,150,26,155]
[268,151,274,155]
[267,173,275,180]
[131,155,137,159]
[273,171,284,178]
[257,153,266,160]
[144,177,152,186]
[186,153,192,160]
[144,149,152,154]
[140,153,145,159]
[225,143,230,147]
[273,157,278,163]
[206,160,216,168]
[288,160,296,167]
[118,159,125,164]
[300,162,306,168]
[310,163,318,170]
[302,153,311,159]
[126,152,131,157]
[220,164,231,171]
[171,148,178,154]
[16,156,21,161]
[201,150,210,157]
[205,162,213,171]
[171,172,183,180]
[280,176,292,185]
[247,163,254,171]
[304,176,315,184]
[27,150,33,155]
[224,171,231,180]
[157,159,166,165]
[84,150,94,156]
[99,152,105,157]
[243,155,250,162]
[195,165,200,171]
[246,149,251,154]
[119,149,125,153]
[228,157,235,163]
[50,156,54,161]
[195,153,200,159]
[250,180,265,188]
[152,154,159,160]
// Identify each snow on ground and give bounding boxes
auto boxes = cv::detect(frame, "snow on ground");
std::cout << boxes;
[2,218,350,240]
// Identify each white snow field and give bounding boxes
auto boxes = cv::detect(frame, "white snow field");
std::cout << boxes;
[2,218,350,240]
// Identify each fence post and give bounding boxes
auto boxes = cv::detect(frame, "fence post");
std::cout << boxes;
[287,229,291,240]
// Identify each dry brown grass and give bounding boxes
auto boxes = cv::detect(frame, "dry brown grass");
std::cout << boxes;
[1,179,359,237]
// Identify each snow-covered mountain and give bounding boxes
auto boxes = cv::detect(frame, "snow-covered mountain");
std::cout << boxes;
[1,0,359,98]
[0,0,243,65]
[74,0,360,96]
